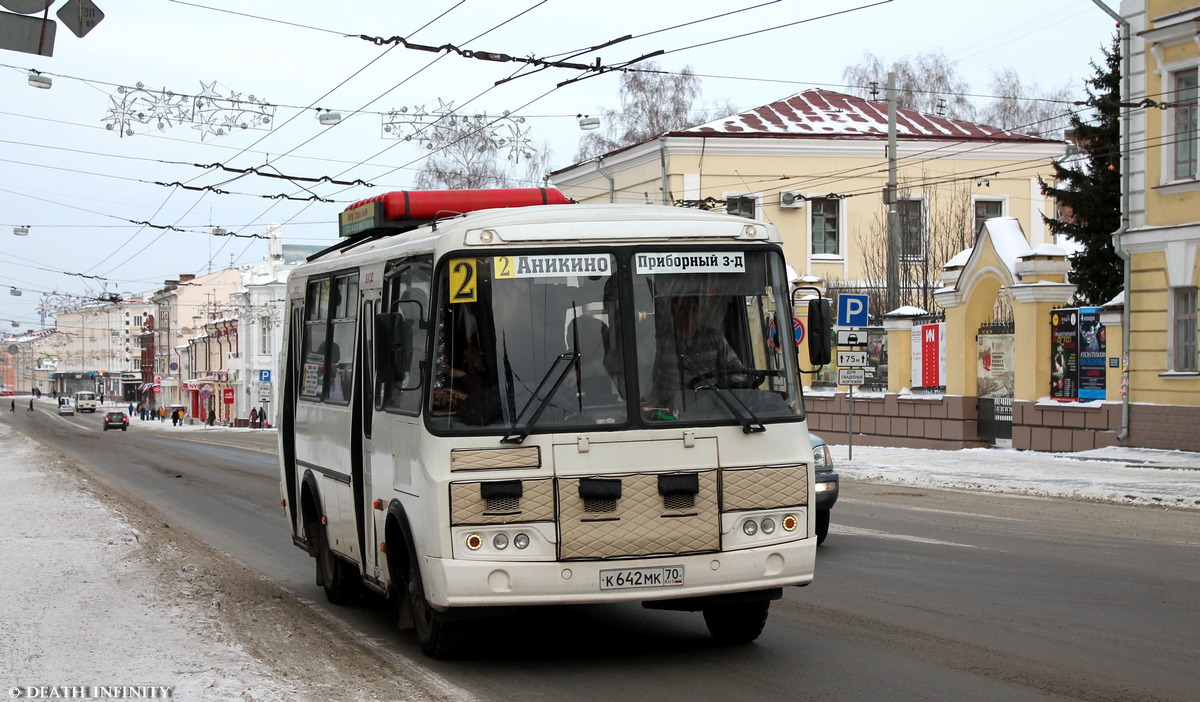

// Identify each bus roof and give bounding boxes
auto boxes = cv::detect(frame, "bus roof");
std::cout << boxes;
[299,202,780,277]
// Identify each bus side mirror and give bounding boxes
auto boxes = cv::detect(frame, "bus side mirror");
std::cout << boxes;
[807,298,832,366]
[374,312,409,385]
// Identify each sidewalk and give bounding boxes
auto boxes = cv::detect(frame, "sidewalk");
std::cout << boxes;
[0,420,296,698]
[824,438,1200,510]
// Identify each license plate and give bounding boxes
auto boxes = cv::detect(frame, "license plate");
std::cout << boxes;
[599,565,684,590]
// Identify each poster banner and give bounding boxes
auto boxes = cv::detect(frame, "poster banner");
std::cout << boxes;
[1050,308,1079,400]
[1078,307,1107,400]
[911,322,945,389]
[976,333,1014,398]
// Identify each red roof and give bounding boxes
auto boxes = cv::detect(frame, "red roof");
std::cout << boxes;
[678,89,1054,143]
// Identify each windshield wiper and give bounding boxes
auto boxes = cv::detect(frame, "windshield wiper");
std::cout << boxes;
[500,352,579,444]
[693,381,766,434]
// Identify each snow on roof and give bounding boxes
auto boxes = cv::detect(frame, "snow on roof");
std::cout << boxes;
[1028,243,1069,257]
[684,89,1056,143]
[885,305,929,316]
[980,217,1033,280]
[943,248,973,268]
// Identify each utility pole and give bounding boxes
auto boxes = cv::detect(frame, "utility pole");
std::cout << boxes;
[886,71,900,312]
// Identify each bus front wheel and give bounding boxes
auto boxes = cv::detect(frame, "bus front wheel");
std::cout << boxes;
[702,600,770,645]
[408,558,464,659]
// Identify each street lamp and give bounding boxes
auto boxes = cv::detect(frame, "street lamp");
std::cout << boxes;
[27,71,51,89]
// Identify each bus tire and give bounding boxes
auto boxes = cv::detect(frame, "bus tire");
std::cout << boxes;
[408,557,464,659]
[316,522,360,605]
[815,509,830,545]
[702,600,770,645]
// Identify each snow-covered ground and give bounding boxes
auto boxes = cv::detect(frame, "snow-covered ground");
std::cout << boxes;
[0,420,297,701]
[830,441,1200,510]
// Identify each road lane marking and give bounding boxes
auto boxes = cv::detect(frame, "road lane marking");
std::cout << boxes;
[833,524,981,548]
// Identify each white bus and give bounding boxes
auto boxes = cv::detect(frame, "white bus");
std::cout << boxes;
[279,188,832,658]
[73,391,98,413]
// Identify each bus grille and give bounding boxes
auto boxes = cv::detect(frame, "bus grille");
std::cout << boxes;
[557,471,718,560]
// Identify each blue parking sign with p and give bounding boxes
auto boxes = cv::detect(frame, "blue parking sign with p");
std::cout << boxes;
[259,370,272,382]
[836,294,870,328]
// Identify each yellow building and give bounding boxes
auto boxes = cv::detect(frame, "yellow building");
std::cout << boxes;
[1121,1,1200,450]
[551,89,1064,316]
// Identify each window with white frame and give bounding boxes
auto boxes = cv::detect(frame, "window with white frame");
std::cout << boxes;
[259,316,272,355]
[898,199,924,258]
[810,198,840,256]
[1174,69,1198,181]
[1173,287,1198,371]
[973,199,1003,239]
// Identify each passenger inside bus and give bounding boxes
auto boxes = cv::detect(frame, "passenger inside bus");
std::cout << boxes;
[651,295,750,407]
[434,302,499,424]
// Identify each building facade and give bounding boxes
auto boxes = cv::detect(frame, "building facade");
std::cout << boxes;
[551,89,1065,317]
[1119,0,1200,449]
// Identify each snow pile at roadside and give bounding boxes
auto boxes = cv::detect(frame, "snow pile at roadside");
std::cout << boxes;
[0,423,296,700]
[833,443,1200,510]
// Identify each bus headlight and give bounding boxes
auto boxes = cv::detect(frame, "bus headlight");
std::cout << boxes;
[452,524,556,560]
[760,517,776,534]
[742,520,758,536]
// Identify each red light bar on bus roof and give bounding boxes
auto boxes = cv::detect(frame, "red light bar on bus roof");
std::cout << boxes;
[339,187,571,238]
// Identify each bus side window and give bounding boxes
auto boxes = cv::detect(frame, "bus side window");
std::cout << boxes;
[379,257,431,414]
[299,278,331,400]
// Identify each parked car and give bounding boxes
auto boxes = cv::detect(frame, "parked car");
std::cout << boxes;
[103,411,129,431]
[58,402,75,416]
[810,433,839,544]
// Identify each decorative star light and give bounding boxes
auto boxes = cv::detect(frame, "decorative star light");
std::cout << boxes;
[381,102,533,161]
[102,81,275,140]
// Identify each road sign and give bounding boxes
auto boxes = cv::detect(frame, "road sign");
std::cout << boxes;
[836,329,866,346]
[258,369,272,382]
[836,294,869,328]
[0,10,56,56]
[838,368,865,385]
[837,350,868,367]
[57,0,104,39]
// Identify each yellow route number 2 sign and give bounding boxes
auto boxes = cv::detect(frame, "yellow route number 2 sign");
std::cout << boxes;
[448,258,477,304]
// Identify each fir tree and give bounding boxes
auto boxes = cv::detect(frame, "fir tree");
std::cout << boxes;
[1040,36,1123,306]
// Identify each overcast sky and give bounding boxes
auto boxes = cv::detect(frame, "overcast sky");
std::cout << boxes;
[0,0,1120,330]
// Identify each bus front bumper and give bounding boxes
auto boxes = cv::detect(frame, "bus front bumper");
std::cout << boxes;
[422,537,816,609]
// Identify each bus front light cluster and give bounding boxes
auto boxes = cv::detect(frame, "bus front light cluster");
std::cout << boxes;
[453,524,555,561]
[722,509,806,551]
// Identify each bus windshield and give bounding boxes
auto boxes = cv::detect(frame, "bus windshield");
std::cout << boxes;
[428,248,803,436]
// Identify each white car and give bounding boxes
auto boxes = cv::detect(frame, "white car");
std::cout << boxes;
[58,402,75,416]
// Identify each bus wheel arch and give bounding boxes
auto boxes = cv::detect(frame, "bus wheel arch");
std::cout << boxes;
[384,503,416,630]
[384,500,465,658]
[300,475,361,604]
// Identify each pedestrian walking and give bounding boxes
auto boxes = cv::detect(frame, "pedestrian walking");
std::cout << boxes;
[9,399,14,412]
[249,407,258,428]
[128,402,134,415]
[28,399,34,411]
[158,406,166,422]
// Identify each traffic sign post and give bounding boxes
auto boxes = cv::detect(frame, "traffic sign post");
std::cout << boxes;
[836,294,870,328]
[837,350,868,367]
[837,368,865,385]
